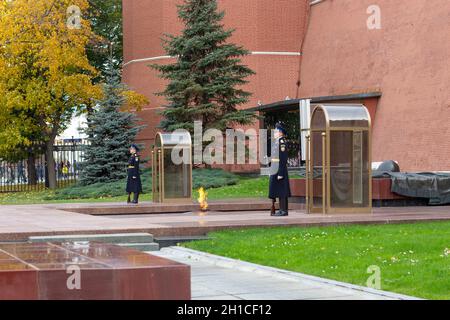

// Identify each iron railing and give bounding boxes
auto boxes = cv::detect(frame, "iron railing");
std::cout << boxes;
[0,138,86,193]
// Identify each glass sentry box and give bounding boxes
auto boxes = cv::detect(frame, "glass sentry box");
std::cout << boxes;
[306,104,372,214]
[152,132,192,203]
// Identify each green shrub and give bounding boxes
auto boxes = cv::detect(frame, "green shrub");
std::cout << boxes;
[46,169,152,200]
[192,168,239,189]
[47,168,239,200]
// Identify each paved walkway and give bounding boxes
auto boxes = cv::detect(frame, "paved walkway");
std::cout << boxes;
[151,247,418,300]
[0,201,450,240]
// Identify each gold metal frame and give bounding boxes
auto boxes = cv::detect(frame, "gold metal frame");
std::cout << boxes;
[158,148,163,202]
[305,134,310,213]
[322,132,327,214]
[306,104,372,214]
[152,132,193,203]
[152,148,156,202]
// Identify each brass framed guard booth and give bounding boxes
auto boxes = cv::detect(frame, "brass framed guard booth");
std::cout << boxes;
[152,132,192,203]
[305,104,372,214]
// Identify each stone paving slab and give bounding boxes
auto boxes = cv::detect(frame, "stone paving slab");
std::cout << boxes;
[151,247,420,300]
[0,202,449,240]
[57,199,285,215]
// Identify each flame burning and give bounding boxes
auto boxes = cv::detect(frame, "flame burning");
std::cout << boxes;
[197,187,208,211]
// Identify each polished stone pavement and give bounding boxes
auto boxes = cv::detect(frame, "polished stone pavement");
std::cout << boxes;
[1,200,450,240]
[0,201,444,300]
[151,247,418,300]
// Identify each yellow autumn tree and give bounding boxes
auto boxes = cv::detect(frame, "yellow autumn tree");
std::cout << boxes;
[0,0,102,188]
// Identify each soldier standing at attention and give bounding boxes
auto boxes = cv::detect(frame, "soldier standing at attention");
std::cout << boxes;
[269,123,291,216]
[126,144,142,204]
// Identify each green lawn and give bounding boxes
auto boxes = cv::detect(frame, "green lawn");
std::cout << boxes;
[183,222,450,300]
[0,190,130,205]
[196,176,268,200]
[0,168,304,205]
[0,175,269,205]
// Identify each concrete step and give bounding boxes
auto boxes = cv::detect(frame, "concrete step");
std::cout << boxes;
[117,242,160,252]
[28,232,154,244]
[63,199,274,215]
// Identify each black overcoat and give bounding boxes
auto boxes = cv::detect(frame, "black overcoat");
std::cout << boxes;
[126,154,143,193]
[268,137,291,199]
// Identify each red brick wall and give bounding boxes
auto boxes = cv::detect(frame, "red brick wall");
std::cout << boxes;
[123,0,450,171]
[299,0,450,171]
[123,0,309,167]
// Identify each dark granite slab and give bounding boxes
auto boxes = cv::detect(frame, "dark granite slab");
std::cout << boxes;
[0,242,190,300]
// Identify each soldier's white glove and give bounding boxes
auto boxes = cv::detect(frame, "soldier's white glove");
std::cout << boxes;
[277,176,283,180]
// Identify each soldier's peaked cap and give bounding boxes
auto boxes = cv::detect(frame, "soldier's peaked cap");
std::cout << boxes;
[275,122,287,135]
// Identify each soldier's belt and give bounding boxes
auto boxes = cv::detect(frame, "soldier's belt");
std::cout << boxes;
[128,166,135,168]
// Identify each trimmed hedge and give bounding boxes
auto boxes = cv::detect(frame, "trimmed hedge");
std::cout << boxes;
[192,168,239,189]
[46,168,239,200]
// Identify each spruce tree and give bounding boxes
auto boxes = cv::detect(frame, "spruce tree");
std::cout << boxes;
[79,57,143,185]
[152,0,257,133]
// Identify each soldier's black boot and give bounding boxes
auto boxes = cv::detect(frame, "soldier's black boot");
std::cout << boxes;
[283,197,289,215]
[274,198,288,216]
[127,193,131,204]
[132,192,140,204]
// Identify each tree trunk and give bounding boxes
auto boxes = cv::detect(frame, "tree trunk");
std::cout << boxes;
[45,139,57,189]
[27,155,37,185]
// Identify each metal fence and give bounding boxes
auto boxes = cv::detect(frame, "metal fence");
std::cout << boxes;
[0,139,86,193]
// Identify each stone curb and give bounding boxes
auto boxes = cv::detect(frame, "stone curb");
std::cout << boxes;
[160,246,422,300]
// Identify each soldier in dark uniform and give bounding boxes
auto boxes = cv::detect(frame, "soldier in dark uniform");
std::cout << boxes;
[126,144,142,204]
[268,123,291,216]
